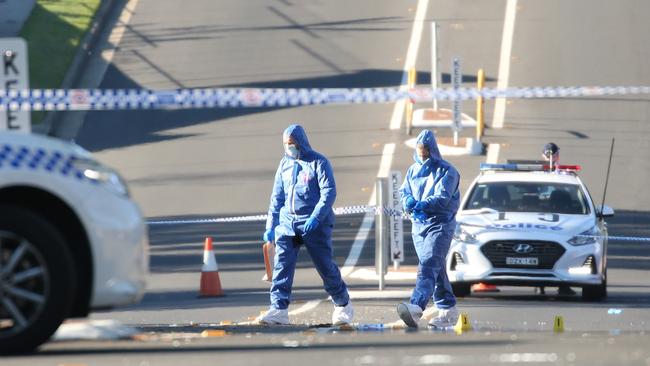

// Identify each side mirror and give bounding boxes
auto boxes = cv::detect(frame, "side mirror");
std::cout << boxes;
[596,205,615,218]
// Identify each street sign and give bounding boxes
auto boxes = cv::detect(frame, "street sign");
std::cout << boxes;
[452,57,462,135]
[1,38,30,132]
[389,170,404,263]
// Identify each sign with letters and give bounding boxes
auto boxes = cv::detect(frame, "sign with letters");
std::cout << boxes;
[389,170,404,263]
[452,57,462,133]
[1,38,30,132]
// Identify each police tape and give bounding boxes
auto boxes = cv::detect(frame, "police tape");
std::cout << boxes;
[146,205,403,225]
[1,85,650,111]
[146,205,650,242]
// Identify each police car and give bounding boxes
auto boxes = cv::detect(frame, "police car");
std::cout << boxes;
[447,162,613,301]
[0,131,148,353]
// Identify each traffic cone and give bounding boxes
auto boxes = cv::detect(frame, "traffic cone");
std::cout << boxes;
[199,237,223,297]
[472,282,500,293]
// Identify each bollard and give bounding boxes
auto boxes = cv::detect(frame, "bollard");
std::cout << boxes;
[476,68,485,142]
[375,177,390,290]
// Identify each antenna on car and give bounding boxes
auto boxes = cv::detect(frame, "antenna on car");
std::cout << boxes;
[599,138,615,220]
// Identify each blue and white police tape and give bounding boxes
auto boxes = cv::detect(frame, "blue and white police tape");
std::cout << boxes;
[146,205,406,225]
[2,85,650,111]
[146,206,650,242]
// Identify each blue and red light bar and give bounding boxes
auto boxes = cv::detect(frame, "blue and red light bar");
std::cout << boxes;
[480,163,581,172]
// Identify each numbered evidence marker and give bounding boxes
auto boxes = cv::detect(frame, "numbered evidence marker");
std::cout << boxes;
[553,315,565,333]
[0,38,30,132]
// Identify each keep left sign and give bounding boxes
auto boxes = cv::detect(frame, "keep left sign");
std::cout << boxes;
[1,38,30,133]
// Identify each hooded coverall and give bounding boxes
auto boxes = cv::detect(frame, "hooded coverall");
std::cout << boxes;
[399,130,461,310]
[265,124,349,310]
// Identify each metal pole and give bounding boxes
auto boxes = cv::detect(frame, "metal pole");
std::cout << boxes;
[452,57,462,146]
[431,22,439,111]
[375,177,389,290]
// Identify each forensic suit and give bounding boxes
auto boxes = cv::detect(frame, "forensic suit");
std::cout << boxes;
[399,130,460,311]
[265,124,349,310]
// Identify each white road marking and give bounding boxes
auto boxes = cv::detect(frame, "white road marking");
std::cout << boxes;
[348,267,417,281]
[100,0,140,79]
[390,0,430,130]
[492,0,518,129]
[288,299,323,316]
[341,143,395,277]
[486,143,501,164]
[343,0,429,276]
[348,290,412,299]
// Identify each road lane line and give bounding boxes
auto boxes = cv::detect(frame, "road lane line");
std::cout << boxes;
[492,0,518,129]
[288,299,322,316]
[486,143,501,164]
[390,0,430,130]
[101,0,140,77]
[341,143,395,277]
[344,0,429,275]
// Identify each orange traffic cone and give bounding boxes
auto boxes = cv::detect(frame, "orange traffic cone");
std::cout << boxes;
[472,282,500,293]
[199,237,224,297]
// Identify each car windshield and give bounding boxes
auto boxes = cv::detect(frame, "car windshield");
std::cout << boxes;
[464,181,591,214]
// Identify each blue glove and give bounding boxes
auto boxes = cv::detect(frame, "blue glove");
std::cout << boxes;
[412,210,428,223]
[263,229,275,242]
[304,217,320,234]
[413,201,428,211]
[404,197,417,211]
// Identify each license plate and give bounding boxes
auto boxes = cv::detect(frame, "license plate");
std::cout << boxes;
[506,257,539,265]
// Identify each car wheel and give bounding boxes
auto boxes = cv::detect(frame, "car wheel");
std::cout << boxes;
[0,205,76,354]
[581,279,607,302]
[452,282,471,297]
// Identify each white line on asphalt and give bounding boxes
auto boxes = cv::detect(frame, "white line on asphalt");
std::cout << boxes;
[288,299,322,316]
[486,143,501,164]
[492,0,518,129]
[344,0,429,275]
[348,290,412,300]
[341,143,395,277]
[390,0,430,130]
[101,0,139,77]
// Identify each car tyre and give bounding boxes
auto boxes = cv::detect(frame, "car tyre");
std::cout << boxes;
[581,279,607,302]
[452,282,471,297]
[0,205,76,354]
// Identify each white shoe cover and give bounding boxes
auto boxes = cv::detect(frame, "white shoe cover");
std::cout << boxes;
[428,306,459,328]
[332,302,354,325]
[257,308,289,325]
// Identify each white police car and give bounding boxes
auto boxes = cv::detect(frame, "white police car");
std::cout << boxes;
[0,131,148,353]
[447,162,613,301]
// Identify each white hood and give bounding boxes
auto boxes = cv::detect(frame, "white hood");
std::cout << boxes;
[457,208,595,237]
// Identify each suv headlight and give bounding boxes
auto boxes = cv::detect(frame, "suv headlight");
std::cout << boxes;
[72,158,130,197]
[453,224,478,244]
[568,226,599,246]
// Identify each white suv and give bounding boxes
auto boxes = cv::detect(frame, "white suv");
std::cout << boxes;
[447,163,612,301]
[0,131,148,353]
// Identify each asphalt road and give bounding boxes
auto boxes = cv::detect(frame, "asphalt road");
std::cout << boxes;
[9,0,650,364]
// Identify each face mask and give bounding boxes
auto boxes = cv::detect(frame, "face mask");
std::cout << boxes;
[285,143,299,158]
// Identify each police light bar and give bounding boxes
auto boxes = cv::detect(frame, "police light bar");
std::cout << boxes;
[480,163,581,172]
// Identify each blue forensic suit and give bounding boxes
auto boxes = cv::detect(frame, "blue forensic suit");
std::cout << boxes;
[265,124,349,310]
[399,130,461,310]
